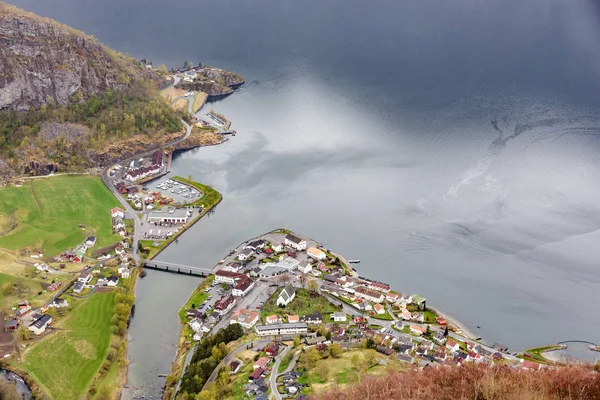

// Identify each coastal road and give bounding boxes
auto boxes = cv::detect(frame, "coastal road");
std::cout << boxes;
[269,345,291,400]
[101,118,192,264]
[204,339,271,387]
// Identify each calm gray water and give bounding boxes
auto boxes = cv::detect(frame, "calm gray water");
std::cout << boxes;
[7,0,600,396]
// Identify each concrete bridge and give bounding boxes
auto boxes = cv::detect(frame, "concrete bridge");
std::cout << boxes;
[144,260,214,277]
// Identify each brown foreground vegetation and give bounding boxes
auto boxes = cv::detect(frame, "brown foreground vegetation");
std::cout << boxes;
[316,364,600,400]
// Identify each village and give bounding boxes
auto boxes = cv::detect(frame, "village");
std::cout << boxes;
[174,230,542,399]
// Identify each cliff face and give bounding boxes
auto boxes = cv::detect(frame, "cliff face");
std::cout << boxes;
[0,2,160,111]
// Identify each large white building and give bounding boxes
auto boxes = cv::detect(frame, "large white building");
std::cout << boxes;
[232,276,255,297]
[355,286,384,303]
[230,309,260,329]
[306,247,326,260]
[277,285,296,307]
[284,234,307,251]
[147,207,191,224]
[255,322,308,337]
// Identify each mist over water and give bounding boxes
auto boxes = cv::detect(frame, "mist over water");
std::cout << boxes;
[7,0,600,396]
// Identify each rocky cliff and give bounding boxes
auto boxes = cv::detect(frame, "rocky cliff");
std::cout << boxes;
[0,2,161,111]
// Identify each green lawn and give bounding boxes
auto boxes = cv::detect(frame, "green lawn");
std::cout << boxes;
[0,272,58,311]
[0,176,121,256]
[178,275,214,323]
[262,288,338,320]
[21,292,116,400]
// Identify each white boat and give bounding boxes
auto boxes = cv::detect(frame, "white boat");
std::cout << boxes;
[348,260,361,264]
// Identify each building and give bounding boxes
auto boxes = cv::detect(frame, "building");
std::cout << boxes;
[306,247,326,260]
[435,316,447,325]
[355,287,384,303]
[47,282,62,292]
[265,315,280,324]
[147,207,190,224]
[111,207,125,219]
[249,367,265,381]
[411,295,427,310]
[28,314,52,335]
[288,315,299,323]
[222,262,242,273]
[214,295,237,315]
[107,275,119,287]
[232,276,255,297]
[118,266,130,279]
[152,150,164,166]
[125,164,161,182]
[237,248,254,261]
[304,312,322,324]
[284,234,307,251]
[230,309,260,328]
[386,293,400,303]
[433,331,447,345]
[78,270,92,284]
[73,281,84,293]
[255,322,308,337]
[367,281,391,293]
[260,257,300,273]
[373,303,385,315]
[331,312,347,322]
[85,236,97,247]
[277,285,296,306]
[446,339,460,352]
[272,243,284,252]
[266,342,280,357]
[245,239,266,251]
[215,270,245,285]
[254,357,270,370]
[298,261,313,274]
[189,318,202,333]
[410,325,426,336]
[50,297,69,308]
[3,319,18,332]
[229,360,242,374]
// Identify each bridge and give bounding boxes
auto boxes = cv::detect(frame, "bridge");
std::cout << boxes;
[144,260,215,277]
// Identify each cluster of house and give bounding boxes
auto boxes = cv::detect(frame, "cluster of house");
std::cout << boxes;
[111,207,127,236]
[123,151,164,182]
[59,244,87,264]
[115,181,138,195]
[72,268,120,293]
[2,301,56,336]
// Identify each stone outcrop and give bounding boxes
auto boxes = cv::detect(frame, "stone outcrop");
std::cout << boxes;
[0,2,161,111]
[175,68,245,98]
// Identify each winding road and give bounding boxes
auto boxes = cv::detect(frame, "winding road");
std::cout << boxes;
[205,339,271,386]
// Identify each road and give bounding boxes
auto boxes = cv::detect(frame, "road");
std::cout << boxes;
[205,339,271,386]
[101,112,192,264]
[269,345,291,400]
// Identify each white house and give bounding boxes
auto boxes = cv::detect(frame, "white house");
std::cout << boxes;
[277,285,296,307]
[255,322,308,337]
[244,239,266,251]
[111,207,124,219]
[232,276,255,297]
[107,275,119,287]
[306,247,326,260]
[189,318,203,333]
[284,234,307,251]
[215,270,244,285]
[298,261,313,274]
[331,312,347,322]
[118,266,130,279]
[354,286,384,303]
[373,303,385,315]
[85,236,97,247]
[272,243,284,252]
[446,339,461,352]
[237,248,253,261]
[78,271,92,284]
[28,315,52,335]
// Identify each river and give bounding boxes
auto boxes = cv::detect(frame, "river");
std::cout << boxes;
[6,0,600,397]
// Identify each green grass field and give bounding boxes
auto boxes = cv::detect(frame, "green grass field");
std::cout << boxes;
[262,288,338,321]
[21,292,116,399]
[0,272,56,310]
[0,176,121,256]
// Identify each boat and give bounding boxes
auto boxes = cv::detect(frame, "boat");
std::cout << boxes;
[348,259,361,264]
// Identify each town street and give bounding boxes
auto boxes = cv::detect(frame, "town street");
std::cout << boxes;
[269,345,291,400]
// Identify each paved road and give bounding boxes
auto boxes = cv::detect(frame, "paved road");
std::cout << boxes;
[269,345,291,400]
[101,105,192,264]
[205,339,271,386]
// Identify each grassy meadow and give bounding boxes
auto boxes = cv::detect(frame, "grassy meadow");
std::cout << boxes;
[21,292,116,400]
[0,175,121,256]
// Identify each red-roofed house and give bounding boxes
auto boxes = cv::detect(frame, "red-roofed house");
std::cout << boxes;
[435,316,447,325]
[410,325,426,335]
[446,340,460,352]
[386,293,400,303]
[373,303,385,315]
[288,315,299,323]
[253,357,270,370]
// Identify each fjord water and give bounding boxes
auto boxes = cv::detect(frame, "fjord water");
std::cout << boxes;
[9,0,600,396]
